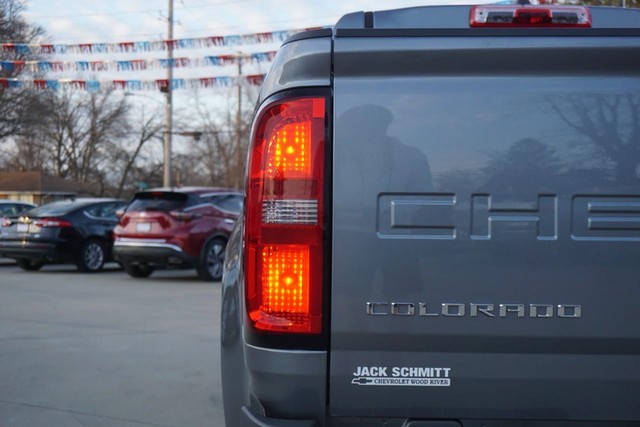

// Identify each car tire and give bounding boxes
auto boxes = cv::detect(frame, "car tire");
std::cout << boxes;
[16,258,44,271]
[123,262,154,278]
[76,239,105,272]
[197,238,226,281]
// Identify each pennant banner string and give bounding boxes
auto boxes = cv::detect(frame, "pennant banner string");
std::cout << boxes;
[0,75,266,91]
[0,28,322,55]
[0,52,276,73]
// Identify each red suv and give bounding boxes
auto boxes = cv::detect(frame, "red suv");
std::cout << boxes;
[113,187,242,281]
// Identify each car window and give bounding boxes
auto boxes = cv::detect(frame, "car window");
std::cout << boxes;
[84,202,123,219]
[103,202,125,219]
[127,192,190,212]
[84,205,103,218]
[209,195,243,213]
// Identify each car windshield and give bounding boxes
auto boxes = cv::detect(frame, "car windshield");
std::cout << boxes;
[127,192,190,212]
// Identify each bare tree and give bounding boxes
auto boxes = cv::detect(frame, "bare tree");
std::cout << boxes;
[1,134,49,172]
[190,84,256,188]
[44,89,130,184]
[112,106,165,198]
[0,91,53,171]
[0,0,47,140]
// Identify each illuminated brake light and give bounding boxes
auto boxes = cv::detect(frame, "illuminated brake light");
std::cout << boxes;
[255,245,310,325]
[470,5,591,28]
[246,97,325,334]
[267,121,312,179]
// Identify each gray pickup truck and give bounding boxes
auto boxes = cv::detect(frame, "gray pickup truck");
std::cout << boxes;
[221,5,640,427]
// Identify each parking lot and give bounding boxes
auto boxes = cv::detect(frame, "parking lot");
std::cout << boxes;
[0,262,225,427]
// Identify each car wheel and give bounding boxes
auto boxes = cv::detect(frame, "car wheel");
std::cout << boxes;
[197,238,226,281]
[76,240,105,272]
[124,262,154,278]
[16,258,44,271]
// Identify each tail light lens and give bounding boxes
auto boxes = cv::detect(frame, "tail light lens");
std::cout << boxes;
[33,218,72,228]
[470,5,591,28]
[245,96,326,334]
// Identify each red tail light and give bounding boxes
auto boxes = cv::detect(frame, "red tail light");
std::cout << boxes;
[245,96,326,334]
[34,218,72,228]
[470,5,591,28]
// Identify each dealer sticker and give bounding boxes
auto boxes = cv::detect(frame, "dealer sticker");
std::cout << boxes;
[351,366,452,387]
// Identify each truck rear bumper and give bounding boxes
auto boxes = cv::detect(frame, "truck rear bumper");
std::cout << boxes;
[240,406,315,427]
[223,341,327,427]
[245,344,326,420]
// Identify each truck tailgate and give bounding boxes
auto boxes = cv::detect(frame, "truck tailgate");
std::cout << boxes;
[330,26,640,420]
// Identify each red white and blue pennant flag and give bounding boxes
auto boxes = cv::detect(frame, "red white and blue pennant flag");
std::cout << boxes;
[0,52,276,73]
[0,28,318,55]
[0,75,266,91]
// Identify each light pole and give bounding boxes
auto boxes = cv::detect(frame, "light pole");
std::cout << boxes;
[164,0,174,188]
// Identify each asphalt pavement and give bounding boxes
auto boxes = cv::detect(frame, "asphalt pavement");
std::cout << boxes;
[0,263,225,427]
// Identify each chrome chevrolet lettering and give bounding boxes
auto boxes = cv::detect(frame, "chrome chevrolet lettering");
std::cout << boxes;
[367,303,582,318]
[380,194,640,241]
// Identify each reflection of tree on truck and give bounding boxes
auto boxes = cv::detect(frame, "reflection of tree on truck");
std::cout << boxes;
[550,95,640,187]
